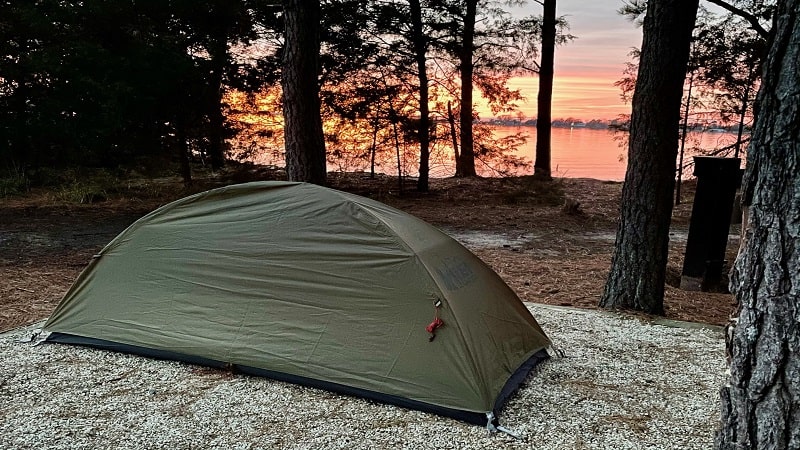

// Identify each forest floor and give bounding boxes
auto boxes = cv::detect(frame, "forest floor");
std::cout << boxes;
[0,165,739,332]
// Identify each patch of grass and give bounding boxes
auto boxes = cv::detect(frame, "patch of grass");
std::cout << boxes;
[118,179,172,200]
[54,182,110,203]
[31,166,187,204]
[500,176,566,206]
[49,168,119,204]
[0,163,31,197]
[14,163,227,205]
[0,173,30,197]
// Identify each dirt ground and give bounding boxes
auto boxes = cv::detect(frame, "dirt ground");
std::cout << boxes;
[0,169,739,332]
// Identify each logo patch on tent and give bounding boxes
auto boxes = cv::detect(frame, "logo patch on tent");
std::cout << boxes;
[435,257,476,291]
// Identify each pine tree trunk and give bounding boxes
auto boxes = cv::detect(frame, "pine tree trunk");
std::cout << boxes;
[599,0,698,314]
[533,0,556,180]
[457,0,477,177]
[281,0,326,185]
[409,0,430,192]
[717,1,800,447]
[208,36,227,170]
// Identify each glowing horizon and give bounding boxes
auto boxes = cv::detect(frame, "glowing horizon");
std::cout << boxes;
[477,0,643,122]
[477,73,632,122]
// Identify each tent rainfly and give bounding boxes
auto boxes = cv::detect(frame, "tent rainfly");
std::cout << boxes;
[43,181,550,429]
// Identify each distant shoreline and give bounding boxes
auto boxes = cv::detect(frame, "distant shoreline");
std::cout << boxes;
[479,118,751,134]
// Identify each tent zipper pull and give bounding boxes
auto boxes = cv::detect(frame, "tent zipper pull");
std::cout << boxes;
[426,299,444,341]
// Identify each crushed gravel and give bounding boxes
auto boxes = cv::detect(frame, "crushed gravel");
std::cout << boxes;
[0,305,726,449]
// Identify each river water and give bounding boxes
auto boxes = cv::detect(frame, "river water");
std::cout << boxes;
[490,125,744,181]
[248,125,744,182]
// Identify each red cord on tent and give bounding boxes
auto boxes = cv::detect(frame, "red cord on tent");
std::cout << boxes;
[426,317,444,334]
[427,300,444,341]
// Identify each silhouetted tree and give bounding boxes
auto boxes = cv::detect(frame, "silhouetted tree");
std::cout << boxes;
[456,0,478,177]
[693,8,766,156]
[0,0,271,181]
[408,0,432,192]
[533,0,556,180]
[0,1,209,174]
[171,0,262,170]
[281,0,326,184]
[430,0,553,177]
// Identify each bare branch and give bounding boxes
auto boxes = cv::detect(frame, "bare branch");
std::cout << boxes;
[703,0,769,39]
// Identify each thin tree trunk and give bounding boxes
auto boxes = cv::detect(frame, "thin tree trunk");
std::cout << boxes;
[676,73,694,205]
[176,122,192,187]
[533,0,556,180]
[395,131,403,194]
[717,1,800,447]
[447,101,460,173]
[390,106,403,195]
[457,0,477,177]
[369,118,379,179]
[734,71,752,159]
[207,35,228,170]
[599,0,698,314]
[281,0,326,185]
[409,0,430,192]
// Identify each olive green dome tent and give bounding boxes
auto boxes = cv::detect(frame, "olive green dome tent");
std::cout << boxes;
[43,181,550,427]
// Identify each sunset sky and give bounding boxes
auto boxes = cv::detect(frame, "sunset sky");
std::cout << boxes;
[494,0,644,121]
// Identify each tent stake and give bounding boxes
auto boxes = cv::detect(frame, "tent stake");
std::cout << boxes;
[485,412,523,439]
[496,425,522,440]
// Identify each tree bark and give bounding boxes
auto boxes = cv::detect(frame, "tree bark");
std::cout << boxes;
[533,0,556,180]
[717,1,800,447]
[281,0,326,185]
[409,0,430,192]
[599,0,698,314]
[456,0,477,177]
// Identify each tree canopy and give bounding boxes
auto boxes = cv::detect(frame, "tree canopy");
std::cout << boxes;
[1,0,562,188]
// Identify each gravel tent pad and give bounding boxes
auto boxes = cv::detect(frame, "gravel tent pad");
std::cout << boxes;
[1,305,725,450]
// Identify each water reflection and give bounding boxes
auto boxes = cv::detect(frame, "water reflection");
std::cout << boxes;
[247,125,745,181]
[484,126,744,181]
